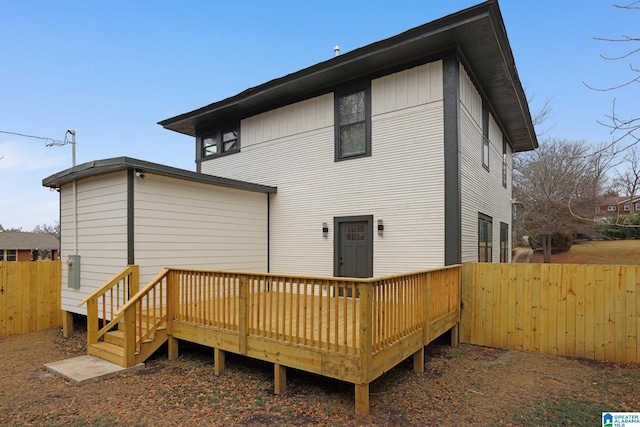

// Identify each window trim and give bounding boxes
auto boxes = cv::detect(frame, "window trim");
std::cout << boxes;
[478,213,493,263]
[334,83,372,162]
[482,103,490,171]
[499,222,509,262]
[197,124,240,163]
[608,205,617,212]
[502,138,507,188]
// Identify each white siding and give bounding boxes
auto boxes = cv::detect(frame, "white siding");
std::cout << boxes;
[60,172,128,315]
[201,61,445,276]
[133,174,268,284]
[459,65,513,262]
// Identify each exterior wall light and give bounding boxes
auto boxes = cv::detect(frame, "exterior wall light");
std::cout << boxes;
[322,222,329,238]
[378,219,384,236]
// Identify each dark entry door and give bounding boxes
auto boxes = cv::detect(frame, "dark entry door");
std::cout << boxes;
[335,216,373,279]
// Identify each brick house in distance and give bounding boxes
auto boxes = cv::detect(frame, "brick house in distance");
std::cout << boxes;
[0,229,60,261]
[595,196,640,220]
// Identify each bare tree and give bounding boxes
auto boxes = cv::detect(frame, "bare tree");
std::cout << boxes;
[513,138,613,262]
[585,1,639,152]
[614,147,640,199]
[32,221,60,240]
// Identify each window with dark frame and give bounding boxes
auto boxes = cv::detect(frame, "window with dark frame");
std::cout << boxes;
[478,213,493,262]
[335,85,371,161]
[200,126,240,160]
[500,222,509,262]
[6,249,16,262]
[502,138,507,188]
[482,103,490,170]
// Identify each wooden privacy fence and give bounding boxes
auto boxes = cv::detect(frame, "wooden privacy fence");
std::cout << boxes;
[460,263,639,364]
[0,260,62,337]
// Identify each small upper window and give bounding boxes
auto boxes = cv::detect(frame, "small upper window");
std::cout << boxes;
[502,138,507,188]
[335,85,371,161]
[199,126,240,160]
[608,205,617,212]
[624,204,630,211]
[482,103,490,170]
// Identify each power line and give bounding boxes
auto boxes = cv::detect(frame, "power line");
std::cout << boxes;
[0,129,66,145]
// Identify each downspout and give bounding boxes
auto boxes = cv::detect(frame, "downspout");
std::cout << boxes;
[267,193,270,273]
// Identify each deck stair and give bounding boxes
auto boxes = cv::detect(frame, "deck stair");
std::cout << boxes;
[81,265,170,368]
[88,318,168,366]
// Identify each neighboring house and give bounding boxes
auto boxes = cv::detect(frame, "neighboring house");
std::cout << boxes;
[0,231,59,261]
[595,195,640,219]
[44,0,537,318]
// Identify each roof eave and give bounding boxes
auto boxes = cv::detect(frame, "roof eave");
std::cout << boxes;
[159,0,537,153]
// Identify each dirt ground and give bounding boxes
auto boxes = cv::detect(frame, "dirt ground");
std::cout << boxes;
[0,325,638,426]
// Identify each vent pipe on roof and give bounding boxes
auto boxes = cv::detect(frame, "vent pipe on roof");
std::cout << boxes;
[334,44,340,56]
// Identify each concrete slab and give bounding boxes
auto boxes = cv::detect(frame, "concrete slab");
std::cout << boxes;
[44,355,144,385]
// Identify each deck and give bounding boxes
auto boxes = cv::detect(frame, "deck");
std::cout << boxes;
[83,265,461,415]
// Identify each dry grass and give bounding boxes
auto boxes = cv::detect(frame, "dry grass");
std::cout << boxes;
[1,327,639,426]
[532,239,640,264]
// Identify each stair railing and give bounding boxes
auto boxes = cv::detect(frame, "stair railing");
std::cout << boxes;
[79,265,139,348]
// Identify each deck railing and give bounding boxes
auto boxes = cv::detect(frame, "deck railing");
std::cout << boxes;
[166,266,461,359]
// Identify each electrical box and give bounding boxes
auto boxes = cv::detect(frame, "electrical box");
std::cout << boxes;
[68,255,81,289]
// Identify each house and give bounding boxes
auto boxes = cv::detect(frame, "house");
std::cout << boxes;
[0,231,59,261]
[43,0,537,322]
[42,1,538,414]
[594,195,640,219]
[159,1,537,273]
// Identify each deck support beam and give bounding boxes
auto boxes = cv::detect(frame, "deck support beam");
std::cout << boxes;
[62,311,74,337]
[168,336,179,360]
[274,363,286,394]
[413,347,424,373]
[354,383,369,416]
[214,348,226,375]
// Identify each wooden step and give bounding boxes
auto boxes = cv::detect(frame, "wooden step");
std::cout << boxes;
[104,330,124,346]
[88,342,125,366]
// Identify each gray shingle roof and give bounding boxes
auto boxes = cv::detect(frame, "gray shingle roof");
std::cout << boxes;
[0,232,59,250]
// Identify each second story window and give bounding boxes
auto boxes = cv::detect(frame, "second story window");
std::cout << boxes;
[335,84,371,161]
[200,126,240,160]
[482,103,490,170]
[502,138,507,188]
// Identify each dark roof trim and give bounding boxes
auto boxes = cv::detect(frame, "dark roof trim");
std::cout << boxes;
[158,0,537,153]
[42,157,277,194]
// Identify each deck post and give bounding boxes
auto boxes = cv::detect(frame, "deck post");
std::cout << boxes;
[86,298,98,345]
[128,264,139,296]
[357,282,373,416]
[238,276,247,355]
[214,348,226,375]
[423,272,432,345]
[413,347,425,373]
[168,336,179,360]
[354,383,369,416]
[62,310,74,337]
[123,306,136,367]
[274,363,286,394]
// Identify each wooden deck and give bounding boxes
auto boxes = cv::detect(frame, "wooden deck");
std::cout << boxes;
[83,265,461,415]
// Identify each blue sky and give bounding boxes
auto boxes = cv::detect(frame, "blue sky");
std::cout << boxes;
[0,0,636,230]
